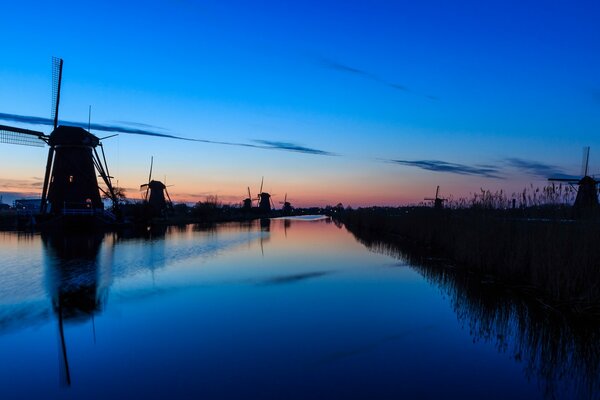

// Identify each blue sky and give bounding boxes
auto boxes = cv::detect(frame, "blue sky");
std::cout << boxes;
[1,0,599,206]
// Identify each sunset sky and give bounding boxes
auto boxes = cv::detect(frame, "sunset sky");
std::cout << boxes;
[1,0,599,207]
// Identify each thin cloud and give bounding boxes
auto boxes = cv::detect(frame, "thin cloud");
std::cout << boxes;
[389,159,503,178]
[0,178,43,190]
[0,113,333,157]
[112,120,169,131]
[319,57,434,98]
[320,58,372,77]
[504,158,567,179]
[251,140,336,156]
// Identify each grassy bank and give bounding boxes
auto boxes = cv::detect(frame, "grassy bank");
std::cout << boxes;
[335,206,600,315]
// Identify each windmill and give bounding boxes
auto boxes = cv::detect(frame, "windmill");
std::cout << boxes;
[424,186,447,209]
[548,146,599,213]
[242,187,253,211]
[0,58,119,223]
[279,193,293,215]
[140,156,173,217]
[255,176,273,213]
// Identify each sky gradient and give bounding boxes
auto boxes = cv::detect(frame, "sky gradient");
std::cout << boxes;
[1,0,599,207]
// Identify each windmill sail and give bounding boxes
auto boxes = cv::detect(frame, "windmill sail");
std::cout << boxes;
[51,57,63,130]
[0,125,47,147]
[582,146,590,177]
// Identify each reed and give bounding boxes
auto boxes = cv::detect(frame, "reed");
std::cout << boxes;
[335,186,600,312]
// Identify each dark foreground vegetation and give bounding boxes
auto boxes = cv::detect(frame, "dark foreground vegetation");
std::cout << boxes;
[334,197,600,317]
[350,234,600,399]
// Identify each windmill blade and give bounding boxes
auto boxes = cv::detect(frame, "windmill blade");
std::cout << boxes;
[145,156,153,201]
[259,176,264,194]
[247,187,251,200]
[148,156,154,184]
[0,125,47,147]
[582,146,591,177]
[424,197,436,201]
[51,57,63,130]
[284,193,287,203]
[435,186,440,199]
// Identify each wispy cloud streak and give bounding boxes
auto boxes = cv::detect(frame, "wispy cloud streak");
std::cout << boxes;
[0,113,333,156]
[504,158,566,178]
[320,57,436,99]
[389,159,502,178]
[252,140,335,156]
[320,57,410,92]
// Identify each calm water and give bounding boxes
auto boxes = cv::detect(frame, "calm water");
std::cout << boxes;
[0,217,598,399]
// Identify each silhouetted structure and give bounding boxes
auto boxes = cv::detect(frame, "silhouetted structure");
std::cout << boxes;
[549,147,599,215]
[255,177,273,213]
[424,186,447,209]
[140,157,173,217]
[0,58,119,224]
[279,193,293,215]
[242,187,253,211]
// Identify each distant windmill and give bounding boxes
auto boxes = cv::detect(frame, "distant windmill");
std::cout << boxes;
[279,193,293,215]
[548,146,599,213]
[242,187,253,211]
[0,58,119,222]
[255,176,273,213]
[424,186,447,209]
[140,156,173,217]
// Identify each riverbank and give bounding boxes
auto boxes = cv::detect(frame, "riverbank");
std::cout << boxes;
[335,207,600,318]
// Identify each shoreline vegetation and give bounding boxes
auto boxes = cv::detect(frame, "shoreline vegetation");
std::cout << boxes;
[2,185,599,319]
[333,189,600,319]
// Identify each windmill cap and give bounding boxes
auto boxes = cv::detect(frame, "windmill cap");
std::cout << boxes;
[49,125,100,147]
[148,180,166,189]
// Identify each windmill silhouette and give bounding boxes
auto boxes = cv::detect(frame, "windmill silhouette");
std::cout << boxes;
[242,187,253,211]
[424,186,447,209]
[140,156,173,217]
[0,58,118,222]
[279,193,293,215]
[255,177,273,213]
[549,146,599,213]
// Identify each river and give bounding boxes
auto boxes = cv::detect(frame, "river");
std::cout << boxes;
[0,217,597,399]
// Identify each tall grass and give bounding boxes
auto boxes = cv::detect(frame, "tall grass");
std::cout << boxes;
[352,236,600,399]
[335,186,600,311]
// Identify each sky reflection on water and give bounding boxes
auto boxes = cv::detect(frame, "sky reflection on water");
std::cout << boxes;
[0,218,596,399]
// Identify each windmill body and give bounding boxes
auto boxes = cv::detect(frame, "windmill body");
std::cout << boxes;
[140,158,173,218]
[46,126,104,214]
[258,192,272,213]
[242,187,252,211]
[146,180,169,215]
[280,193,293,215]
[424,186,446,209]
[574,175,599,210]
[254,177,272,213]
[548,147,599,215]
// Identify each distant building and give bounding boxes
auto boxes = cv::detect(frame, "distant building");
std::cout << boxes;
[0,203,9,211]
[14,199,41,212]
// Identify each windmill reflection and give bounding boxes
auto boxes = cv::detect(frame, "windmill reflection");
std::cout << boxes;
[43,233,108,386]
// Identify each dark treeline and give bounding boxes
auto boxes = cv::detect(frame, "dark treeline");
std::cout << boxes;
[334,205,600,314]
[352,234,600,399]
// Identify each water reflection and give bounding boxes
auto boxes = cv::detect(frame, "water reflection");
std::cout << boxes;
[42,233,106,386]
[350,230,600,400]
[2,218,595,399]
